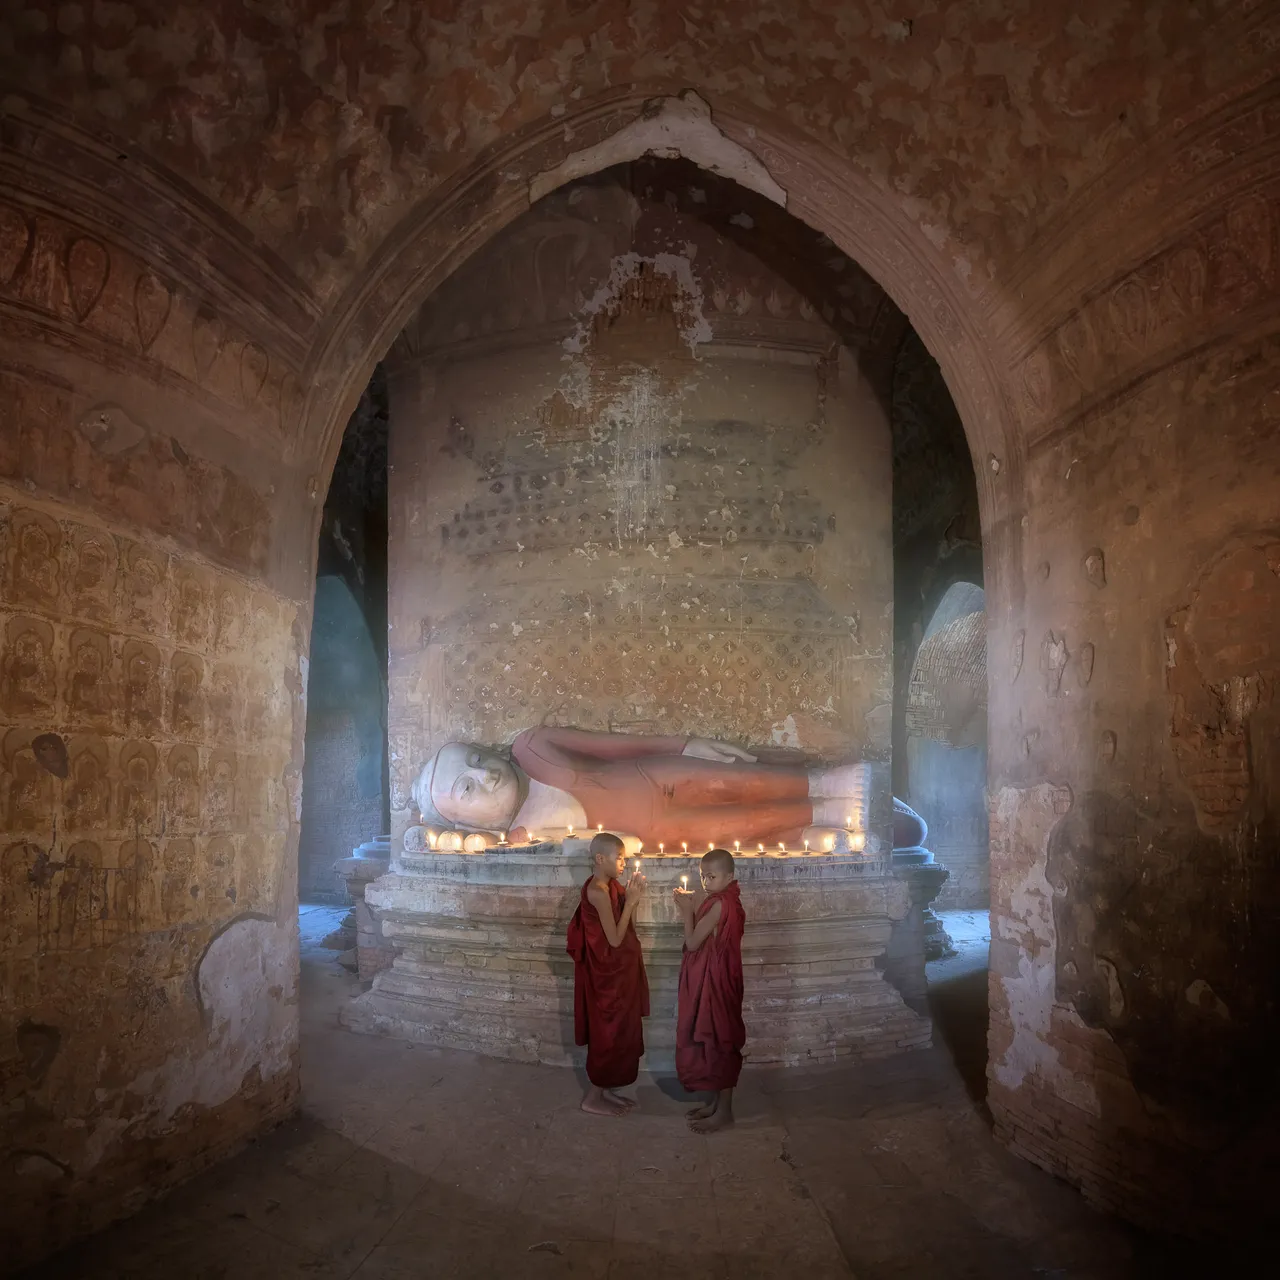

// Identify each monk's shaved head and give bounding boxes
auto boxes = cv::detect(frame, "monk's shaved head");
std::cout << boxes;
[702,847,735,876]
[590,832,625,862]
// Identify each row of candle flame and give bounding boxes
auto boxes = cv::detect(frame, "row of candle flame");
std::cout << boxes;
[423,822,868,854]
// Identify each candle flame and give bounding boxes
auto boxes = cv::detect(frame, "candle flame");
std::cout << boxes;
[658,842,664,853]
[682,842,688,853]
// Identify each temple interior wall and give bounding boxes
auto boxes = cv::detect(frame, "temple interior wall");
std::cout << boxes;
[986,302,1280,1232]
[904,588,989,908]
[0,3,1277,1264]
[297,575,386,901]
[385,167,898,852]
[0,211,311,1262]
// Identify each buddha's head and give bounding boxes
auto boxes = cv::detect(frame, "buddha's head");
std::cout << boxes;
[413,742,523,832]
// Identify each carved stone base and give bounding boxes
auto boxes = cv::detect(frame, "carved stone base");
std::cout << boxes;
[342,842,934,1068]
[334,837,395,980]
[883,849,951,1002]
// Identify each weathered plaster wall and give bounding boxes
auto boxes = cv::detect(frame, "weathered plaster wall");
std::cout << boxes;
[987,187,1280,1232]
[386,165,895,850]
[1,0,1277,1253]
[0,126,313,1270]
[298,575,386,901]
[2,1,1266,314]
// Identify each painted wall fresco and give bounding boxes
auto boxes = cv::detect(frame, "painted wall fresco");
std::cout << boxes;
[386,165,895,853]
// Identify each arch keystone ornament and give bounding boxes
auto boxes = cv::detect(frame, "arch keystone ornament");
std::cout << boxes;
[528,91,788,209]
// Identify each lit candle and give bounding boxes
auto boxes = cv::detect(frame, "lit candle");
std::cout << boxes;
[567,824,574,837]
[681,875,688,890]
[823,835,834,851]
[803,839,809,853]
[708,843,714,852]
[757,843,764,854]
[635,859,640,873]
[597,824,603,833]
[734,840,740,852]
[682,842,688,853]
[500,832,507,844]
[851,832,866,852]
[658,842,664,854]
[846,814,853,830]
[779,843,786,854]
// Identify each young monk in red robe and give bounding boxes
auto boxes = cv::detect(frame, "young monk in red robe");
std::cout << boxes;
[566,832,650,1117]
[673,847,746,1133]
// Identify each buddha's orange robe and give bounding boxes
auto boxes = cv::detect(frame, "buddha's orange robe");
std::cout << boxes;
[512,727,812,845]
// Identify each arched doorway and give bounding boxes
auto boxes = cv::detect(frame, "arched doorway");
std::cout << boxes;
[905,581,988,910]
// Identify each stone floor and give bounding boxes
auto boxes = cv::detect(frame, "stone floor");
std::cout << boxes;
[28,904,1212,1278]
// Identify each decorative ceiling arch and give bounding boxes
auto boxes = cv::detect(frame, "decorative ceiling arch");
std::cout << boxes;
[298,86,1019,535]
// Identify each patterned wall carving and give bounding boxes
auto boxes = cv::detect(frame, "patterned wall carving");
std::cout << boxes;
[906,610,988,745]
[1017,182,1279,445]
[0,197,305,447]
[0,492,296,963]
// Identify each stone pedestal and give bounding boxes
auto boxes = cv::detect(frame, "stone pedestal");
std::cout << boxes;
[342,841,937,1069]
[882,849,951,1003]
[334,836,396,980]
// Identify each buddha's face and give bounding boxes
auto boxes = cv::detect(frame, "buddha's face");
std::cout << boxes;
[428,742,520,831]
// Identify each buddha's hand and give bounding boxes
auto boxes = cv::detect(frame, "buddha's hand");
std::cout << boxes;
[683,738,758,764]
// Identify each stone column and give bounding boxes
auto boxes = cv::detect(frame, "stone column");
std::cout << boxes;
[0,114,312,1268]
[334,836,396,979]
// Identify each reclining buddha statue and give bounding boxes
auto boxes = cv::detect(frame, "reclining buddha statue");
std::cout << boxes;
[409,726,874,851]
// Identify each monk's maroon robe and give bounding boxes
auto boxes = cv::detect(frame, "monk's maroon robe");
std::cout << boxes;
[566,877,650,1088]
[676,880,747,1091]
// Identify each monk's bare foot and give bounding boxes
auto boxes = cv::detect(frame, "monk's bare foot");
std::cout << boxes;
[689,1106,734,1133]
[686,1098,717,1120]
[605,1089,637,1111]
[581,1087,628,1117]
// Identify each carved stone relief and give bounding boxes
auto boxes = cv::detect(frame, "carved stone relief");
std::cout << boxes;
[0,495,296,950]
